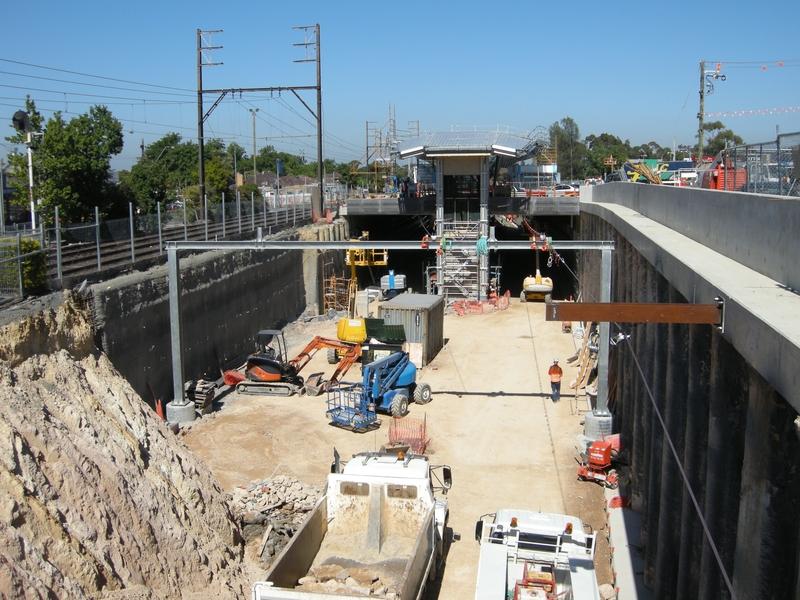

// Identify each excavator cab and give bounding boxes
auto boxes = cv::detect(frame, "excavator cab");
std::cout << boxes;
[254,330,285,362]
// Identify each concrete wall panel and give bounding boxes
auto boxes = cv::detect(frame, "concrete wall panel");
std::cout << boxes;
[90,222,349,408]
[92,247,306,406]
[586,183,800,291]
[580,211,800,599]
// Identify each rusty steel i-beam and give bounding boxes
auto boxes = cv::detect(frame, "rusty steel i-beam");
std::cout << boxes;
[545,302,723,325]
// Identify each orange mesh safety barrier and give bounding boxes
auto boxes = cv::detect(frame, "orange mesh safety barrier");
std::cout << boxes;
[608,496,629,509]
[388,414,429,454]
[452,291,510,316]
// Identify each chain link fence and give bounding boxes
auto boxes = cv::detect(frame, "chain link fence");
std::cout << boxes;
[714,131,799,196]
[0,231,47,299]
[2,185,326,301]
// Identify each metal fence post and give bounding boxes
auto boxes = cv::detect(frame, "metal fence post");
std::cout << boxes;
[129,202,135,263]
[95,206,101,271]
[55,206,62,281]
[237,191,242,234]
[776,133,784,195]
[263,195,267,229]
[251,192,255,231]
[16,234,23,296]
[293,190,296,226]
[204,194,208,241]
[183,200,187,241]
[222,192,226,238]
[157,202,163,255]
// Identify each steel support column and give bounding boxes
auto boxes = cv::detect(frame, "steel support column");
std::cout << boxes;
[479,157,489,297]
[167,245,186,406]
[596,246,611,414]
[435,157,444,295]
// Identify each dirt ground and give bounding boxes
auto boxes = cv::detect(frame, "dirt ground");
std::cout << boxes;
[182,298,612,598]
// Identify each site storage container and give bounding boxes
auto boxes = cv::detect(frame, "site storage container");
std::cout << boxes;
[379,293,443,367]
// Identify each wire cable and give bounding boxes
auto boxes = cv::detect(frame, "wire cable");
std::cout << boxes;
[624,336,737,600]
[0,57,193,92]
[536,215,737,596]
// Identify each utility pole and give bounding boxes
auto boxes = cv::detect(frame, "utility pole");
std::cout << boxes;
[698,59,705,163]
[250,108,259,188]
[197,29,223,221]
[293,24,322,215]
[196,28,321,212]
[697,60,726,164]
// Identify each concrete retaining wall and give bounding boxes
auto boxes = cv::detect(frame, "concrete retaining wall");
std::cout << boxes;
[585,182,800,292]
[581,212,800,599]
[90,221,348,407]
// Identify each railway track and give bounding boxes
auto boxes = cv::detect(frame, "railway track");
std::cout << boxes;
[48,207,312,285]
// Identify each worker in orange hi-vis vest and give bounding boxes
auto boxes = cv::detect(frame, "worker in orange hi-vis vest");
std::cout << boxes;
[548,358,563,403]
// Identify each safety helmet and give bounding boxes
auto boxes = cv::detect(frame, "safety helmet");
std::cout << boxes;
[553,358,559,364]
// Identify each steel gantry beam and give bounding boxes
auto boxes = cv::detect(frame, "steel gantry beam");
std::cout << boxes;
[166,236,614,407]
[165,238,613,253]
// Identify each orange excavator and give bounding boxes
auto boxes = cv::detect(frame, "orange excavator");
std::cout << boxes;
[223,330,360,396]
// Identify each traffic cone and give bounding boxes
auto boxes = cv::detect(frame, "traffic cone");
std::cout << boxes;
[156,399,164,420]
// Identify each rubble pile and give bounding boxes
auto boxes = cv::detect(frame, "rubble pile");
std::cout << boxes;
[228,475,321,566]
[296,565,389,596]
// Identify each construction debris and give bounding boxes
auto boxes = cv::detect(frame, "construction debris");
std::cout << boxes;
[185,378,216,410]
[228,475,321,567]
[296,564,389,596]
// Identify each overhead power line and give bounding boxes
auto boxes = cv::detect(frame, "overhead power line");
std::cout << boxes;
[0,69,194,98]
[0,57,192,92]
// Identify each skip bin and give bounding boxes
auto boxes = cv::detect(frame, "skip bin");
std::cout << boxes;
[379,293,443,367]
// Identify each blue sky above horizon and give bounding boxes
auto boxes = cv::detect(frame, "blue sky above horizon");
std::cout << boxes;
[2,0,799,172]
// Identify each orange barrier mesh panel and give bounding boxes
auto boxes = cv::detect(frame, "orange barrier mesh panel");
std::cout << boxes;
[388,414,429,454]
[452,293,510,316]
[608,496,630,509]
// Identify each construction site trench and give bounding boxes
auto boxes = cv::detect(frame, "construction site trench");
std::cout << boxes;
[0,219,614,599]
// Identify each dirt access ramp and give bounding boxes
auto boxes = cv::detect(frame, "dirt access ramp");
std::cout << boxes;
[182,299,611,598]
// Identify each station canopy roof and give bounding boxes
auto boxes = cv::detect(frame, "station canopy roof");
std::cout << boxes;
[394,130,546,167]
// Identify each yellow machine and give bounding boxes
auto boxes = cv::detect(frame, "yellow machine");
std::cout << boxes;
[329,233,398,363]
[520,269,553,303]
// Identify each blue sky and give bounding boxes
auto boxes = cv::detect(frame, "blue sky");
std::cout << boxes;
[2,0,799,171]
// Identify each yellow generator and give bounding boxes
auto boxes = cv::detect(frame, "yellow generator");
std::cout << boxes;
[329,317,406,364]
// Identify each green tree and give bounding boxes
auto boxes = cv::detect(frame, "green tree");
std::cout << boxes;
[585,133,629,176]
[6,101,123,224]
[204,156,231,202]
[125,133,205,213]
[226,142,247,174]
[549,117,587,182]
[337,161,362,187]
[238,183,260,199]
[700,121,744,157]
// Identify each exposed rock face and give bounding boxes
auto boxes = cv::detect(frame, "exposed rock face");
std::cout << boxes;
[0,293,250,598]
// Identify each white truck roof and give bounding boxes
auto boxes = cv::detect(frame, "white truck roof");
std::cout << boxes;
[341,452,431,481]
[494,508,591,547]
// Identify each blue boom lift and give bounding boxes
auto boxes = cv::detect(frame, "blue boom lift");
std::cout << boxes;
[326,351,432,429]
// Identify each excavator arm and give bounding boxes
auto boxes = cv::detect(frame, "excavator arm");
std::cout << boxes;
[288,336,361,394]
